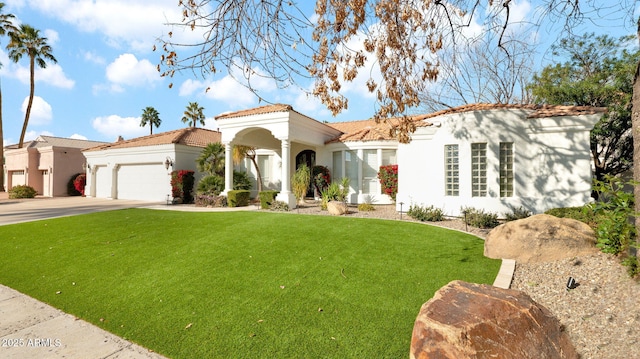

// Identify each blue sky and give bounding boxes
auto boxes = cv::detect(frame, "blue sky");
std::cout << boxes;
[0,0,636,145]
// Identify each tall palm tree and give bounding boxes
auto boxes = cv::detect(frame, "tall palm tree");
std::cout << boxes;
[233,145,263,192]
[140,106,161,135]
[0,3,15,191]
[181,101,205,127]
[7,24,57,148]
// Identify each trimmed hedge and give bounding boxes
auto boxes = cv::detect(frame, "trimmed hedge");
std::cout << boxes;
[259,190,279,209]
[228,190,251,207]
[9,185,37,199]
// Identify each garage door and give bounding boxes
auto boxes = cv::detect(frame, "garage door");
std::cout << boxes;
[94,165,111,198]
[11,170,25,186]
[116,164,170,201]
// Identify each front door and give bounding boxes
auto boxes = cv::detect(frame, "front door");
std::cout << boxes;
[295,150,315,197]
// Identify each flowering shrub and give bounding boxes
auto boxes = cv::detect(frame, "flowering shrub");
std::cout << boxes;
[73,173,86,196]
[171,170,195,203]
[378,164,398,201]
[312,165,331,197]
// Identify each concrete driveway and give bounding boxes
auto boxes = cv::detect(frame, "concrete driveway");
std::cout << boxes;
[0,195,163,226]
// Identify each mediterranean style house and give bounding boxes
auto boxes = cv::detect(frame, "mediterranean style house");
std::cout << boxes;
[3,136,107,197]
[216,103,604,216]
[68,102,602,217]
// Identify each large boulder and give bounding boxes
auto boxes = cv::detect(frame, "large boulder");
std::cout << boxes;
[484,214,597,263]
[327,201,348,215]
[411,280,578,359]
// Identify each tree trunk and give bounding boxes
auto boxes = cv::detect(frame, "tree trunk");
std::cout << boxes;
[18,56,35,148]
[632,17,640,257]
[249,154,263,193]
[0,78,4,192]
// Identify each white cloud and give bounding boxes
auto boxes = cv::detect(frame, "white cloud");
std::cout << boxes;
[44,29,59,45]
[21,96,53,126]
[27,0,197,53]
[69,133,88,140]
[11,62,75,89]
[92,114,147,139]
[178,79,206,97]
[24,130,54,142]
[204,75,258,107]
[105,53,162,88]
[83,51,106,65]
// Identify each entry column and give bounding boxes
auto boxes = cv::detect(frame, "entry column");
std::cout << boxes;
[276,138,296,209]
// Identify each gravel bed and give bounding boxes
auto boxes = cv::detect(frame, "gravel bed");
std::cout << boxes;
[290,202,640,358]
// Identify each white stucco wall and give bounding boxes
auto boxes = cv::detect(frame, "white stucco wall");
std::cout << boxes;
[84,144,206,202]
[395,109,600,217]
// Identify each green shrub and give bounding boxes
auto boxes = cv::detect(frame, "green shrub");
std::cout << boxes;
[292,164,311,203]
[269,201,290,211]
[233,170,252,190]
[407,204,444,222]
[503,206,532,222]
[544,206,598,227]
[321,177,350,210]
[590,176,636,255]
[67,173,84,196]
[194,194,227,207]
[461,207,500,229]
[9,185,37,199]
[259,190,279,209]
[228,190,250,207]
[196,175,225,195]
[358,203,375,212]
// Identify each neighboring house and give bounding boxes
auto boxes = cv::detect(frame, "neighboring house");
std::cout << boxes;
[215,103,605,215]
[3,136,108,197]
[83,127,221,202]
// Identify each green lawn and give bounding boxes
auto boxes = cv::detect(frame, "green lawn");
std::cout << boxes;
[0,209,500,358]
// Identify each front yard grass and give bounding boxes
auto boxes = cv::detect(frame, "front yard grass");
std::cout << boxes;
[0,209,500,358]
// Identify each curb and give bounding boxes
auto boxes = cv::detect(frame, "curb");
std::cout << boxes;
[492,259,516,289]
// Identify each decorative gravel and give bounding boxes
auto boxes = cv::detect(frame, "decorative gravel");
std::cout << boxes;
[290,202,640,359]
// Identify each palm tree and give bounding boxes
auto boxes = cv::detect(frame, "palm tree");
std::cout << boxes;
[196,142,225,177]
[0,2,15,191]
[233,145,264,192]
[181,101,205,127]
[7,24,57,148]
[140,106,161,135]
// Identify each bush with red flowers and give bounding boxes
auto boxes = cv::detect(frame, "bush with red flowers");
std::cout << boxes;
[378,164,398,201]
[171,170,195,203]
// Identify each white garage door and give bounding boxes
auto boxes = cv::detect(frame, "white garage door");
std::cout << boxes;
[94,166,111,198]
[116,164,170,201]
[11,170,25,186]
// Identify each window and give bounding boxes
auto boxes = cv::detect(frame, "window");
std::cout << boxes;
[363,149,379,194]
[471,143,487,197]
[345,150,359,192]
[257,155,271,188]
[500,142,514,197]
[381,149,397,166]
[444,144,459,196]
[332,151,343,181]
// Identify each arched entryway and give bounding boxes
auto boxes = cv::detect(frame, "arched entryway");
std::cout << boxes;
[296,150,315,197]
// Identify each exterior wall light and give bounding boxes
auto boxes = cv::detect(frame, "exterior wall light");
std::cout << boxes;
[164,157,174,170]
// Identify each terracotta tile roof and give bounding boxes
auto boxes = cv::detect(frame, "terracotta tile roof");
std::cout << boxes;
[215,103,294,120]
[4,136,108,150]
[411,103,607,127]
[325,103,606,143]
[325,119,401,143]
[83,127,221,152]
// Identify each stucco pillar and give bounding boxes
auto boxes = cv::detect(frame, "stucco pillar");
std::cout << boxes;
[222,142,233,195]
[276,138,296,209]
